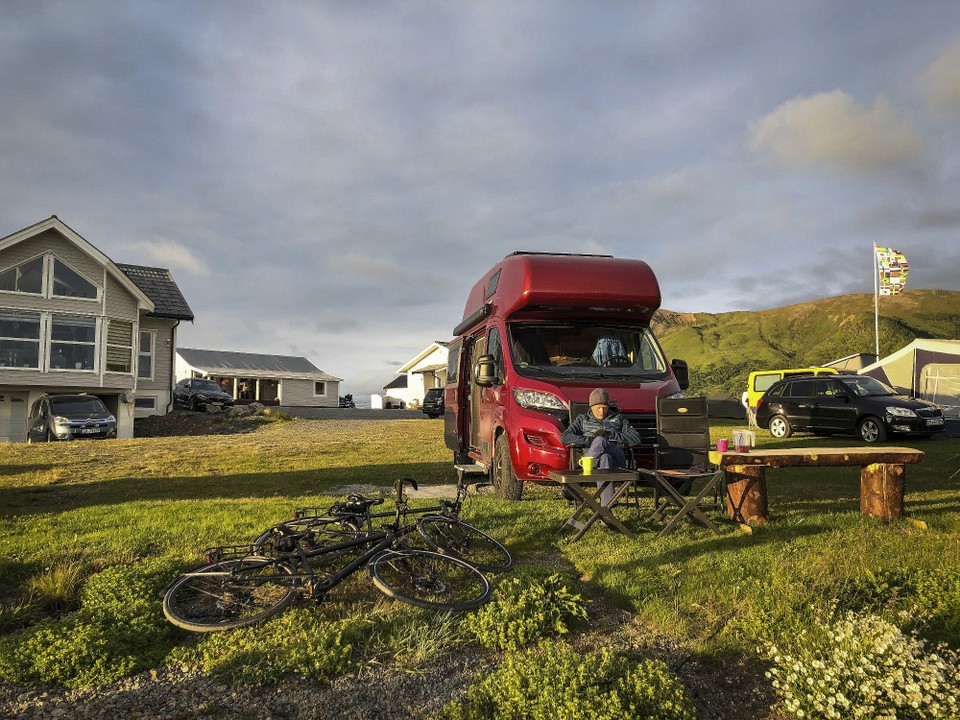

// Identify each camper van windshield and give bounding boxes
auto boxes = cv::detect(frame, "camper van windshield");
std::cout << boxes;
[508,323,667,379]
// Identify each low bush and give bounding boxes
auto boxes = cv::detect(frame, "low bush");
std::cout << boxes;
[766,610,960,719]
[462,574,587,652]
[836,568,960,645]
[441,641,695,720]
[170,609,375,685]
[0,558,180,688]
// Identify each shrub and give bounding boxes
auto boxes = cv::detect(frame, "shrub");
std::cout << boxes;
[171,609,374,685]
[0,558,180,688]
[766,610,960,719]
[441,641,695,720]
[462,574,587,651]
[836,568,960,645]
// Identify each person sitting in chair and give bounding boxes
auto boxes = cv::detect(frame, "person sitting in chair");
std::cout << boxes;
[561,388,642,505]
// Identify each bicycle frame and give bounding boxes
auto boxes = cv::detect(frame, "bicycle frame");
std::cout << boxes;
[203,479,431,598]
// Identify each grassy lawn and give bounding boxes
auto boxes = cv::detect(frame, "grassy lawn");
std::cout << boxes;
[2,414,960,715]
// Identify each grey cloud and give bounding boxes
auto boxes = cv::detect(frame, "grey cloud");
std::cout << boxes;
[748,91,926,175]
[920,37,960,119]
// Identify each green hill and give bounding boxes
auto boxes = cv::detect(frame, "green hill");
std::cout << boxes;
[654,289,960,398]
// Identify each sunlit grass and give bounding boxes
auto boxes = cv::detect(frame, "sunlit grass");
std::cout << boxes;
[2,415,959,692]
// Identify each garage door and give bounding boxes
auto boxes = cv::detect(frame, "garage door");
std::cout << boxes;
[0,393,29,443]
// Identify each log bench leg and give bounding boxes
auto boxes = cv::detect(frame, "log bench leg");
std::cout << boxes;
[860,463,904,522]
[725,465,768,525]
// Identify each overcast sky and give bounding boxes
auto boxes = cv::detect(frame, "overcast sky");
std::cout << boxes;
[2,1,960,400]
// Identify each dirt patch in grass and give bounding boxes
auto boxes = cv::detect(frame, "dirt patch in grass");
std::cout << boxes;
[133,409,270,437]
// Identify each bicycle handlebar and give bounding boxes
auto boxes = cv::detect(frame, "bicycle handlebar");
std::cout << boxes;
[393,477,418,499]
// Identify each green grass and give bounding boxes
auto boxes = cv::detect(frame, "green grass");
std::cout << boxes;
[2,415,960,707]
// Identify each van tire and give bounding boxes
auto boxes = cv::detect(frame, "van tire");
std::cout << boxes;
[493,434,523,501]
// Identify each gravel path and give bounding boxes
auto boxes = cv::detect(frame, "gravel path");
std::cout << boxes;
[0,651,496,720]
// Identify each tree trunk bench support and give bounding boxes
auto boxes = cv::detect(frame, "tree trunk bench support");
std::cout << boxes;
[718,447,924,526]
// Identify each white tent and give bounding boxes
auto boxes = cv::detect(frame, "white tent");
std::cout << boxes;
[860,339,960,418]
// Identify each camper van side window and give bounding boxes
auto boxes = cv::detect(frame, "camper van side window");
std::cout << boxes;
[484,270,501,300]
[447,344,461,384]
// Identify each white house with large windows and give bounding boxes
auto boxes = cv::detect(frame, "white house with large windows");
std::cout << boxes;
[0,216,194,441]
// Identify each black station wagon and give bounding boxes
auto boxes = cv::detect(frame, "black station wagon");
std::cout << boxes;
[755,374,945,443]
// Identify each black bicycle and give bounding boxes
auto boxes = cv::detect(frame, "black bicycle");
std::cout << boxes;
[162,479,493,632]
[266,476,513,573]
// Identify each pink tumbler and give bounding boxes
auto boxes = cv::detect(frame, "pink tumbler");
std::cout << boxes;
[716,439,729,453]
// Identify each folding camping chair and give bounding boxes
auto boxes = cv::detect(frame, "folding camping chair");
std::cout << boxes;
[636,396,724,538]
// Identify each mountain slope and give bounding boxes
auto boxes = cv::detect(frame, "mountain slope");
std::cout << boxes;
[654,289,960,397]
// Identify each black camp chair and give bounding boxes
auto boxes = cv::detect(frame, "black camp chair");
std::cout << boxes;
[636,396,723,538]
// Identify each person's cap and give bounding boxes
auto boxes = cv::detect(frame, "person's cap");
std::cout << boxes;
[589,388,610,407]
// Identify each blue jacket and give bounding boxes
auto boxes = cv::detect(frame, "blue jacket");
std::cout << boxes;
[560,408,641,449]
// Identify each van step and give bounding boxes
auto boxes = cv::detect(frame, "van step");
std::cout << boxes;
[454,463,488,475]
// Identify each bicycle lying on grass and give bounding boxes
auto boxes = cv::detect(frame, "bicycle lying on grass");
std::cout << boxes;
[162,478,511,632]
[278,475,513,573]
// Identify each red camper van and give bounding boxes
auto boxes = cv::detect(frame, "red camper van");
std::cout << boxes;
[444,252,688,499]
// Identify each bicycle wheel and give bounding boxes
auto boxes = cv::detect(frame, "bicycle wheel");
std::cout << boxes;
[163,558,297,632]
[417,516,513,572]
[369,549,490,611]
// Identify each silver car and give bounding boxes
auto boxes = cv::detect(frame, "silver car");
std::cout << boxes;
[27,394,117,442]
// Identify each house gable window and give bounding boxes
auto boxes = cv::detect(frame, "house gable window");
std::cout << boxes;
[52,259,98,299]
[0,310,41,368]
[314,381,326,396]
[106,320,133,373]
[0,258,44,295]
[49,314,96,371]
[0,255,100,300]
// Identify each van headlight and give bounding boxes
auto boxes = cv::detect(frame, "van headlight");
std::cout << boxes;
[513,389,565,412]
[886,407,918,418]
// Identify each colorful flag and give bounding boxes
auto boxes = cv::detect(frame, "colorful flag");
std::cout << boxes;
[876,246,909,295]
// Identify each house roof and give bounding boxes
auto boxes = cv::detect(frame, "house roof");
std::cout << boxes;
[178,347,342,381]
[116,264,195,321]
[398,341,450,373]
[383,374,408,390]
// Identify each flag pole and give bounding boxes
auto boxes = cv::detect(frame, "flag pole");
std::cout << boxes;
[873,242,879,358]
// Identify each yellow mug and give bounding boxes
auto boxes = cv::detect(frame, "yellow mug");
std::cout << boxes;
[578,456,594,475]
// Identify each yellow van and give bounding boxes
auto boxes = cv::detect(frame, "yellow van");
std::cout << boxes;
[745,367,839,409]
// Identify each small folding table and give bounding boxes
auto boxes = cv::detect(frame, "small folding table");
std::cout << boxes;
[547,468,639,542]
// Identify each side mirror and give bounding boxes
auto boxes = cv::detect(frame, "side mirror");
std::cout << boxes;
[671,358,689,391]
[474,354,499,387]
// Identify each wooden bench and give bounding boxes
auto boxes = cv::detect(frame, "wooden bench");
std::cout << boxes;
[715,446,924,525]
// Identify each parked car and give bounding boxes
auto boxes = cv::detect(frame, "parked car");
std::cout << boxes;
[755,374,945,443]
[174,378,234,412]
[422,388,445,418]
[27,394,117,442]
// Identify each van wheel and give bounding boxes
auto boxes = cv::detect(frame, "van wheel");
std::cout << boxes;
[858,416,887,443]
[768,415,792,439]
[493,434,523,501]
